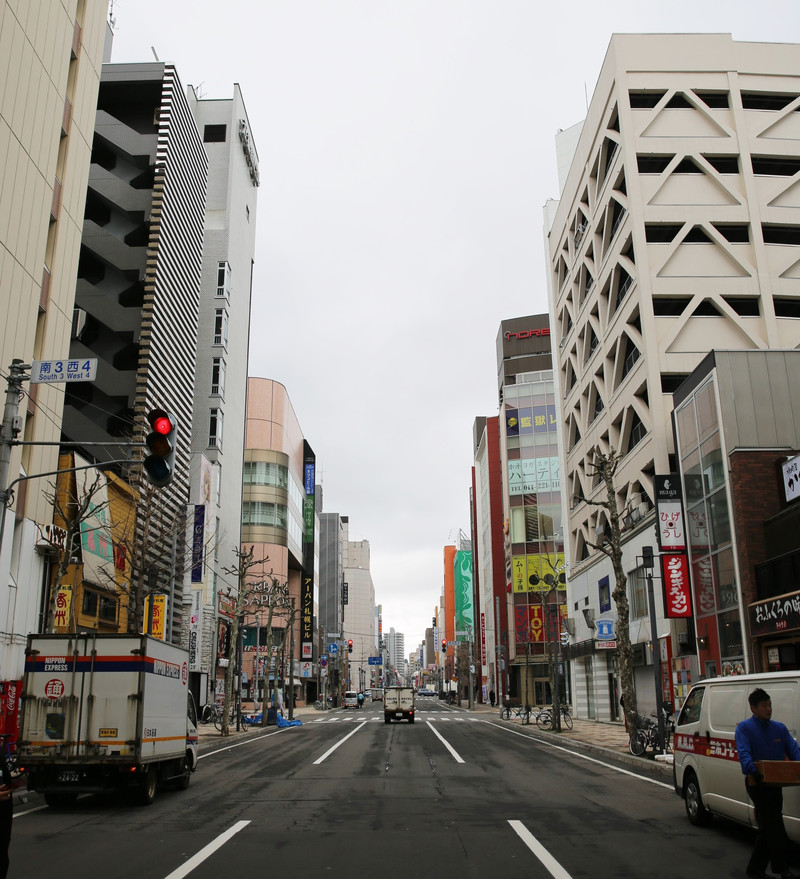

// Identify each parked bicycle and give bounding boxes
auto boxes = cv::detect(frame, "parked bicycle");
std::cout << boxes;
[500,704,532,724]
[535,704,573,730]
[628,708,674,756]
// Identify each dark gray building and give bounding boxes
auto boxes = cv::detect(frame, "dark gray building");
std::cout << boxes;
[62,63,208,640]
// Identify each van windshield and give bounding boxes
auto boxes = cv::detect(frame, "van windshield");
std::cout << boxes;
[678,686,704,725]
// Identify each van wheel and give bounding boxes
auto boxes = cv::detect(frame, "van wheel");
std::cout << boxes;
[175,754,192,791]
[684,771,712,826]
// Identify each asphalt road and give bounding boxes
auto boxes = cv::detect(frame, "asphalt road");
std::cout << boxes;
[10,698,762,879]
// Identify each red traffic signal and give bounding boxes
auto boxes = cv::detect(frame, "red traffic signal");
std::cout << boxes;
[144,408,177,487]
[441,639,447,651]
[347,639,353,653]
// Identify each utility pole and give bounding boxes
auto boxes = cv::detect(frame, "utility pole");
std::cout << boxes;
[0,360,29,555]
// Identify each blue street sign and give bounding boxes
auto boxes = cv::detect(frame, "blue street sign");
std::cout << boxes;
[368,656,381,665]
[329,643,339,654]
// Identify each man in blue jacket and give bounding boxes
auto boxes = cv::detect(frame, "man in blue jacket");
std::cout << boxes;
[736,687,800,879]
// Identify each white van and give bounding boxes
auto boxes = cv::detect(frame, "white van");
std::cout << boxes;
[673,671,800,839]
[342,691,358,709]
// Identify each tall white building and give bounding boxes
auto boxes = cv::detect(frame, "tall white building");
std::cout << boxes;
[547,34,800,722]
[342,528,377,691]
[184,85,258,687]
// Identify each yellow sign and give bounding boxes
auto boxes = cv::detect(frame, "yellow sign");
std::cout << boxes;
[54,585,72,628]
[145,594,167,639]
[99,728,118,737]
[512,553,565,592]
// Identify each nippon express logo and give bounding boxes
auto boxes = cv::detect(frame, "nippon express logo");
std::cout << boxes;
[44,657,69,672]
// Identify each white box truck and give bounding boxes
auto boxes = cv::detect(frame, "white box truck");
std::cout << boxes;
[384,686,415,723]
[19,633,199,806]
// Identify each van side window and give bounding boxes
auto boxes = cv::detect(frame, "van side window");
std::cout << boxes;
[678,687,704,725]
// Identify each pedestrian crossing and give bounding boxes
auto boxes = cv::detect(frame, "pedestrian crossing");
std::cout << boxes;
[310,713,480,724]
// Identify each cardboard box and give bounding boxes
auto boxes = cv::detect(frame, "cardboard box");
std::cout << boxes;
[754,760,800,786]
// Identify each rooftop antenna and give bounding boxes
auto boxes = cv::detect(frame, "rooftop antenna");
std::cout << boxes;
[151,46,160,62]
[108,0,116,28]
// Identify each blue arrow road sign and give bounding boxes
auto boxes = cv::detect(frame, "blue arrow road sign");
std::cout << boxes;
[329,643,338,654]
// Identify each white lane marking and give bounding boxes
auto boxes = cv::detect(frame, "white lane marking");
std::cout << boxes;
[14,803,49,817]
[508,820,572,879]
[163,820,250,879]
[199,727,291,760]
[483,721,673,789]
[426,721,465,763]
[313,721,368,764]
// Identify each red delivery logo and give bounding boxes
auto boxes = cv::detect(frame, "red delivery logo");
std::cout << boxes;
[44,679,65,699]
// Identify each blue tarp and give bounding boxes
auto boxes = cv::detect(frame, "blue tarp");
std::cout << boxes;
[275,714,302,728]
[241,712,301,728]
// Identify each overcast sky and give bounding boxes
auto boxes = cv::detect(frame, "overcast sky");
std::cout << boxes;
[109,0,800,652]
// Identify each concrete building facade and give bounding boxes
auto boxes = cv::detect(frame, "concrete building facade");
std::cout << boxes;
[547,35,800,721]
[0,0,109,679]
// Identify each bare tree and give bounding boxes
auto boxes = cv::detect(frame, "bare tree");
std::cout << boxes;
[578,447,638,731]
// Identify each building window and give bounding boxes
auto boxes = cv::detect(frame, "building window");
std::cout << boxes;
[203,124,227,143]
[211,358,225,396]
[213,309,228,347]
[629,566,649,620]
[99,595,118,622]
[216,261,231,298]
[243,461,289,488]
[242,501,289,530]
[209,408,223,449]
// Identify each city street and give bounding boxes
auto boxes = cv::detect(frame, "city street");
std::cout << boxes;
[10,699,759,879]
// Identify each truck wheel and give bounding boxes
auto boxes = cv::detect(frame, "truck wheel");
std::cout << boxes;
[138,765,158,806]
[175,754,192,790]
[45,792,77,809]
[684,771,712,827]
[384,716,390,724]
[409,717,415,723]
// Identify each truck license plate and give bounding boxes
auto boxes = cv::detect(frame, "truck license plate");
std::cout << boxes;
[57,770,79,783]
[396,712,403,717]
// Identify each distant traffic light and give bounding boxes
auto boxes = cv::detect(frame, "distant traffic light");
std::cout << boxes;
[441,639,447,652]
[143,408,177,487]
[347,639,353,653]
[560,630,570,647]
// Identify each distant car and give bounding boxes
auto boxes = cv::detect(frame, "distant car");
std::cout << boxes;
[418,688,436,696]
[342,690,358,709]
[371,688,384,702]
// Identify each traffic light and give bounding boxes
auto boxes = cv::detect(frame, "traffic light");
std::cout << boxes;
[441,639,447,652]
[347,639,353,653]
[560,629,570,647]
[144,409,177,487]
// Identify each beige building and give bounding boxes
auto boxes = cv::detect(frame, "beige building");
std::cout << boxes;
[0,1,109,676]
[547,34,800,721]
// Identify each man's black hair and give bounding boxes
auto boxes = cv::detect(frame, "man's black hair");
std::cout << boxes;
[749,687,770,707]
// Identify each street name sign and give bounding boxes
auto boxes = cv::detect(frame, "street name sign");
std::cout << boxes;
[31,358,97,384]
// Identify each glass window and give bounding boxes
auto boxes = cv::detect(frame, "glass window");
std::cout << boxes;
[675,398,698,454]
[686,500,709,554]
[714,547,738,610]
[82,590,98,615]
[242,501,289,530]
[700,433,724,494]
[677,686,704,726]
[203,124,227,143]
[216,261,231,298]
[718,609,744,666]
[213,309,228,346]
[629,566,649,619]
[209,408,223,449]
[695,379,718,441]
[211,358,225,396]
[243,461,289,488]
[707,488,731,550]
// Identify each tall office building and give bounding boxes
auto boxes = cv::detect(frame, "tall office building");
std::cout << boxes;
[342,530,377,691]
[0,1,109,677]
[184,84,258,694]
[547,35,800,720]
[62,62,208,643]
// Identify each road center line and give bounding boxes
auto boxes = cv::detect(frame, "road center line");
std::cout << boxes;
[483,721,672,789]
[313,721,368,764]
[163,820,250,879]
[508,820,572,879]
[426,721,465,763]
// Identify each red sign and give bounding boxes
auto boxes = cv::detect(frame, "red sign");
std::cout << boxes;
[44,679,65,699]
[505,328,550,341]
[661,553,693,618]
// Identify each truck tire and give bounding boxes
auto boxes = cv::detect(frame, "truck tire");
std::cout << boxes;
[138,765,158,806]
[683,771,712,827]
[409,716,415,724]
[384,716,391,724]
[175,754,192,791]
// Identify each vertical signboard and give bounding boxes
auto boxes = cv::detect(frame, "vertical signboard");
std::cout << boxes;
[301,443,316,662]
[189,588,202,671]
[454,550,474,641]
[655,475,693,619]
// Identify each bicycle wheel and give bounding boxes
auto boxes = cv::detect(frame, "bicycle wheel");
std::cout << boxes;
[536,710,552,730]
[561,710,573,730]
[521,707,532,725]
[501,706,511,720]
[629,730,647,756]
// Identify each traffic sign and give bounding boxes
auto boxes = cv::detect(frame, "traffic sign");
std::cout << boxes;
[368,656,381,665]
[320,658,328,668]
[329,643,338,654]
[30,358,97,384]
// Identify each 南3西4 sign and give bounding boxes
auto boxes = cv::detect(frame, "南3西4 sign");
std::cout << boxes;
[31,358,97,383]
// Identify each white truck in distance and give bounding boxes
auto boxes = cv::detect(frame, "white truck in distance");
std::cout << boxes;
[19,633,199,806]
[384,686,415,723]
